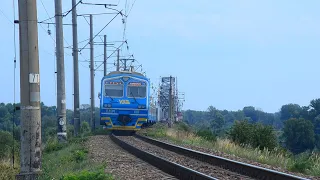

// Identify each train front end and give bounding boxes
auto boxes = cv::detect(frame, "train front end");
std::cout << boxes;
[99,71,149,131]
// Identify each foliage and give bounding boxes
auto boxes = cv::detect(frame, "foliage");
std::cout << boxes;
[40,141,108,180]
[251,123,278,150]
[0,131,19,160]
[140,125,320,177]
[288,153,313,174]
[44,137,66,153]
[280,104,302,121]
[61,169,114,180]
[81,121,91,135]
[228,120,254,146]
[228,120,278,150]
[0,163,19,180]
[176,121,192,133]
[283,118,315,154]
[141,123,167,138]
[195,129,216,141]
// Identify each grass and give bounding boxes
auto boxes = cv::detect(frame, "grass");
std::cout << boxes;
[0,135,114,180]
[40,137,114,180]
[0,160,19,180]
[140,123,320,177]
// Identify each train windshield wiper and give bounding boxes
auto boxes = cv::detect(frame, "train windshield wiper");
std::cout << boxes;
[130,92,140,105]
[105,91,114,101]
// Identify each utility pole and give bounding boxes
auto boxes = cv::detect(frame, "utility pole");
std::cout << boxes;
[72,0,80,137]
[168,76,172,128]
[16,0,42,178]
[55,0,67,142]
[116,49,120,71]
[90,14,95,132]
[104,35,107,76]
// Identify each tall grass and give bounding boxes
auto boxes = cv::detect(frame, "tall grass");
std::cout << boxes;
[0,160,19,180]
[141,123,320,177]
[40,136,113,180]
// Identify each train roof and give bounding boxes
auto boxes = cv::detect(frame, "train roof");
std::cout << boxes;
[102,71,148,81]
[106,70,145,77]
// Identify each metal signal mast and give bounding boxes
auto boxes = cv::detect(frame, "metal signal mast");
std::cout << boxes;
[157,76,185,126]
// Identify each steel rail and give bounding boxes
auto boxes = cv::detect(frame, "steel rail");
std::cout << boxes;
[135,134,310,180]
[110,134,217,180]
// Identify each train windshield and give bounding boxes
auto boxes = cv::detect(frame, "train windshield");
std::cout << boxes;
[127,86,146,98]
[105,84,123,97]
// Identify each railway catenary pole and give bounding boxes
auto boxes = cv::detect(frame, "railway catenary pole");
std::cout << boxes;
[168,76,173,128]
[16,0,42,178]
[55,0,67,143]
[72,0,80,137]
[116,49,120,71]
[90,14,95,132]
[104,35,107,76]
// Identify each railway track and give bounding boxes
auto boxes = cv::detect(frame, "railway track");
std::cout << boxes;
[110,134,310,180]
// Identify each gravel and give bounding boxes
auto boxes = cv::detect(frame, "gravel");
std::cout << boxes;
[118,136,255,180]
[85,135,177,180]
[144,136,319,180]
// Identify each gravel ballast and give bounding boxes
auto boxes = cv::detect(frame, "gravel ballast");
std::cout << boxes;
[118,136,255,180]
[143,136,318,180]
[85,135,177,180]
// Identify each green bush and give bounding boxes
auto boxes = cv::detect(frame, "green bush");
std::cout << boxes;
[251,124,278,150]
[196,129,216,142]
[228,120,278,150]
[176,122,191,133]
[81,121,91,135]
[288,152,313,173]
[44,138,66,153]
[72,149,88,162]
[283,118,315,154]
[69,136,89,144]
[61,169,113,180]
[0,131,18,159]
[0,163,19,180]
[228,120,254,146]
[67,125,75,139]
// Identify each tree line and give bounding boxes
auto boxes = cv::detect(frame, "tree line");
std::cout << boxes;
[182,99,320,154]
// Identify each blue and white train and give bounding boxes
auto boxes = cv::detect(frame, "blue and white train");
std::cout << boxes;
[99,71,157,132]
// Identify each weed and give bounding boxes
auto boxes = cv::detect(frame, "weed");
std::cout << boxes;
[44,137,66,153]
[61,169,114,180]
[288,152,313,174]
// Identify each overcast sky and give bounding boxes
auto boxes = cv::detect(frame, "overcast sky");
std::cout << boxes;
[1,0,320,113]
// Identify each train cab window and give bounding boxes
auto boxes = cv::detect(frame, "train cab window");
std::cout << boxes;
[105,84,123,97]
[127,86,146,98]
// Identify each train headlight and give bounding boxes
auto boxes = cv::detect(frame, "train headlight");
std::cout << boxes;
[138,105,146,109]
[104,103,112,108]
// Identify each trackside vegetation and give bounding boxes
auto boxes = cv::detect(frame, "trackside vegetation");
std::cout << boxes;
[140,121,320,177]
[0,102,114,180]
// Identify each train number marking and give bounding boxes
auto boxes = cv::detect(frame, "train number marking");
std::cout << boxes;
[119,100,130,104]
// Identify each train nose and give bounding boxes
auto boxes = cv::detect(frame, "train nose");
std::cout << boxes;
[118,115,132,126]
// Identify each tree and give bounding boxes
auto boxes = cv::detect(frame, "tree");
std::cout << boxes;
[283,118,315,154]
[207,106,225,134]
[310,99,320,116]
[280,104,301,121]
[211,112,225,134]
[243,106,258,123]
[251,123,278,150]
[229,120,253,146]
